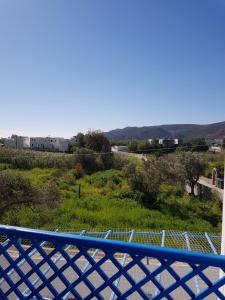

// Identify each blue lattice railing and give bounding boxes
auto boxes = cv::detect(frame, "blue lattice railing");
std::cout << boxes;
[0,225,225,299]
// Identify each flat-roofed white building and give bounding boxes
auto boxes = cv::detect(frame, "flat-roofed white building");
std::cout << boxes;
[5,135,30,149]
[30,137,69,152]
[111,145,129,152]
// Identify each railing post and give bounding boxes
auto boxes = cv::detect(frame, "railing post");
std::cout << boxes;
[184,232,200,294]
[146,232,151,265]
[220,156,225,294]
[155,230,165,296]
[109,230,135,300]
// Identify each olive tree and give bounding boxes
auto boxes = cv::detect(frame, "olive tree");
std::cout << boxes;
[123,156,165,205]
[172,152,206,196]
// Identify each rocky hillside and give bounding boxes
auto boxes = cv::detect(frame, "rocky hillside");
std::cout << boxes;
[105,121,225,140]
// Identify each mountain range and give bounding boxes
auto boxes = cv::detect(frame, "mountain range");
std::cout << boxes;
[104,121,225,141]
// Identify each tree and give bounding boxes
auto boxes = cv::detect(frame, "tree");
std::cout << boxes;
[75,132,85,148]
[84,131,111,153]
[39,180,61,208]
[140,157,165,201]
[0,172,62,216]
[188,138,208,152]
[128,141,138,152]
[122,157,165,205]
[122,162,143,192]
[175,152,206,196]
[137,140,151,152]
[0,172,38,214]
[74,148,99,173]
[74,163,85,179]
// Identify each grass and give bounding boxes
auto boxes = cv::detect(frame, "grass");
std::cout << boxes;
[1,168,221,233]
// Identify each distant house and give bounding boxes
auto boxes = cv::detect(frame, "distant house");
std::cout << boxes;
[30,137,69,152]
[209,145,222,153]
[148,138,182,147]
[206,139,223,146]
[5,135,30,149]
[111,145,129,152]
[158,138,182,147]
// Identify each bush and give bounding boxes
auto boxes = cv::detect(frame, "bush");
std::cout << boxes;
[0,171,38,214]
[74,163,85,179]
[86,170,122,188]
[39,180,61,208]
[116,188,144,201]
[205,161,224,178]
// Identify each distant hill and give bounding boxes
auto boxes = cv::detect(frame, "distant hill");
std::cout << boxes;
[104,121,225,140]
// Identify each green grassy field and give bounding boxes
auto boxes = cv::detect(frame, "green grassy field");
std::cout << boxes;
[1,166,221,233]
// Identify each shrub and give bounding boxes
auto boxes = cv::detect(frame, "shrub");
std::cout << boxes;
[74,163,85,179]
[116,188,144,202]
[0,171,38,214]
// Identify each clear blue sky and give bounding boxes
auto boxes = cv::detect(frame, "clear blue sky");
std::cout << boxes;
[0,0,225,138]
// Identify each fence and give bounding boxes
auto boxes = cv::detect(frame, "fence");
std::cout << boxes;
[0,225,225,299]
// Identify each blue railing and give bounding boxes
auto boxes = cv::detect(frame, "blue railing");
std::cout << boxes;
[0,225,225,299]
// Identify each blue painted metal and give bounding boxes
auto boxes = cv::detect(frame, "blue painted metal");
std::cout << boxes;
[0,225,225,299]
[63,229,112,300]
[23,230,86,298]
[109,230,135,300]
[154,230,166,297]
[184,232,200,294]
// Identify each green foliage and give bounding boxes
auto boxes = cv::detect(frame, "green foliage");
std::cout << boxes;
[122,157,168,205]
[115,188,144,201]
[0,163,9,170]
[0,171,38,214]
[0,170,61,217]
[0,147,115,175]
[110,140,129,146]
[167,152,207,195]
[137,140,151,151]
[187,138,209,152]
[159,183,183,197]
[128,141,138,152]
[157,185,221,229]
[75,132,85,148]
[205,161,224,178]
[73,148,100,173]
[0,148,75,169]
[86,169,122,188]
[74,163,85,179]
[39,180,61,208]
[0,163,221,232]
[84,131,111,153]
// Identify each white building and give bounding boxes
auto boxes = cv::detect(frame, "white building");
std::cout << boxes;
[206,139,223,146]
[30,137,69,152]
[148,138,183,147]
[111,145,129,152]
[5,135,30,149]
[209,145,222,153]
